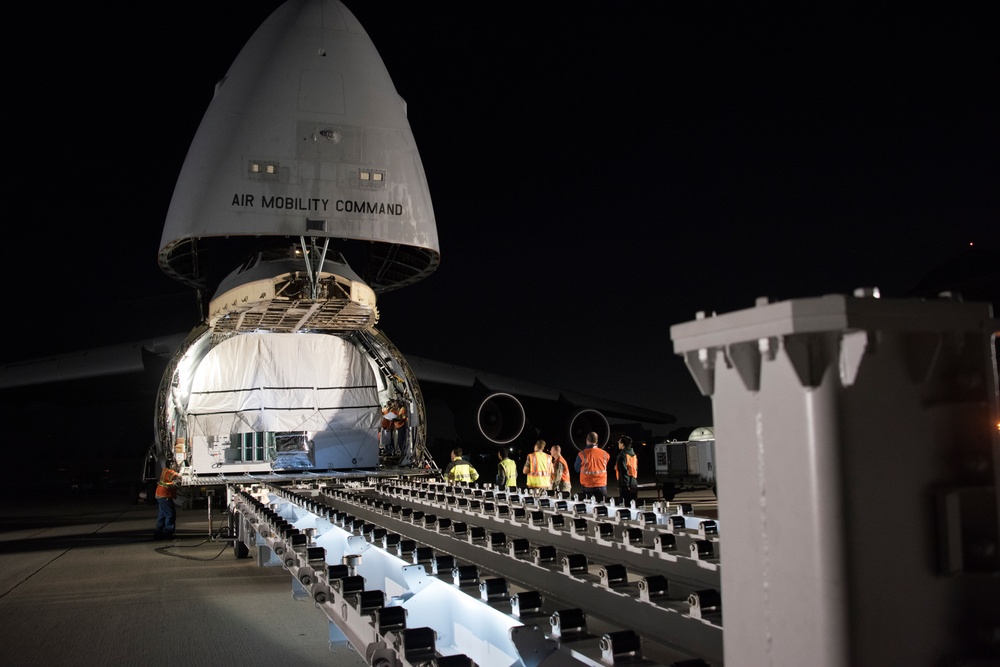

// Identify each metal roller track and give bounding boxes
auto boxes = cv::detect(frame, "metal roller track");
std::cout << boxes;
[360,480,722,596]
[232,486,523,667]
[319,483,723,663]
[230,482,725,665]
[181,468,435,487]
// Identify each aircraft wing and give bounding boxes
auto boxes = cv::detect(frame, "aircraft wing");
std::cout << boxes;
[1,334,674,454]
[407,355,673,425]
[0,334,188,389]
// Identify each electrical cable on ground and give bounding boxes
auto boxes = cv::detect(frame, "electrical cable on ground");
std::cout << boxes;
[154,525,233,561]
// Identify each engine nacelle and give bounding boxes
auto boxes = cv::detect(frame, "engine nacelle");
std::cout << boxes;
[475,392,526,445]
[566,408,610,451]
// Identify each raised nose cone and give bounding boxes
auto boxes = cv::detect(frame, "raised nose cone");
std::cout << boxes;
[159,0,439,296]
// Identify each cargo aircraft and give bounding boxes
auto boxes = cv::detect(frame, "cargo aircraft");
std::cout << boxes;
[0,0,673,484]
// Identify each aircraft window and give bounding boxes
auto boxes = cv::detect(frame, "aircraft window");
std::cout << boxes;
[248,160,280,180]
[358,168,387,188]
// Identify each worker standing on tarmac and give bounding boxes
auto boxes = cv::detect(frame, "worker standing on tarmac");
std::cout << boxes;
[523,439,553,495]
[615,435,639,507]
[443,448,479,485]
[549,444,572,494]
[497,450,518,489]
[154,462,181,540]
[575,431,610,501]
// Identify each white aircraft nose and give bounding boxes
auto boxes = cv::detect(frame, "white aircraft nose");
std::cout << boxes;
[160,0,439,296]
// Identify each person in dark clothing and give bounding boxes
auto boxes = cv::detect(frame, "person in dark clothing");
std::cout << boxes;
[615,436,639,507]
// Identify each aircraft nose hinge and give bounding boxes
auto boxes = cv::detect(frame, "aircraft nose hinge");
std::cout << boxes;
[299,235,330,300]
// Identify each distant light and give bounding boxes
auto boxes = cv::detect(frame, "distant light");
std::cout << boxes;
[373,173,383,182]
[360,171,370,180]
[265,164,276,174]
[250,163,261,173]
[852,287,881,299]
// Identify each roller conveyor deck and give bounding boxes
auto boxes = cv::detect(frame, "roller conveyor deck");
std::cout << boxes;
[229,480,725,666]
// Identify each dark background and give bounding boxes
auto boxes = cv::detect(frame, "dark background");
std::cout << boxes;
[4,2,997,470]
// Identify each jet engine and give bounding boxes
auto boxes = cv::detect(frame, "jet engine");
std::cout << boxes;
[474,392,526,445]
[405,356,673,460]
[464,395,609,451]
[565,408,611,450]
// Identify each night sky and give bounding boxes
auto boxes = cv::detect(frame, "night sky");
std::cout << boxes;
[6,2,997,435]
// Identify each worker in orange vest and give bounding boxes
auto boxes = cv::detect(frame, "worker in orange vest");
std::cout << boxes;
[379,399,408,455]
[574,431,610,501]
[549,444,572,494]
[154,462,182,540]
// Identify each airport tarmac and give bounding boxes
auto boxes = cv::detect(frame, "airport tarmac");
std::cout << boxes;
[0,485,717,667]
[0,490,367,667]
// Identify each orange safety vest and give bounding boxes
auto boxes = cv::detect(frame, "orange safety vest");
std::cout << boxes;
[381,406,407,430]
[554,455,570,483]
[156,468,180,499]
[616,453,638,480]
[578,447,609,487]
[525,451,553,488]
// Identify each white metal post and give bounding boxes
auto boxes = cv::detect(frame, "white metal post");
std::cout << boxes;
[672,294,1000,666]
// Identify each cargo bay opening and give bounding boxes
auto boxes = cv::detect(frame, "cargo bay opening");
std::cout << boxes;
[155,329,429,480]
